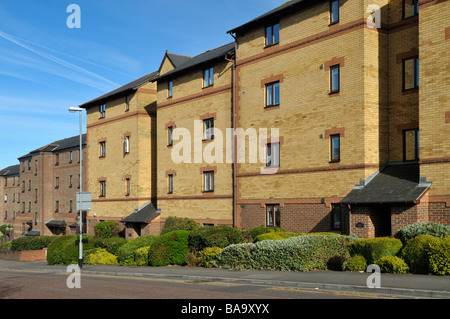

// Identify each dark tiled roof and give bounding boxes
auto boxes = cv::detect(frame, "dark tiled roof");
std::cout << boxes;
[18,134,87,160]
[122,201,160,223]
[0,165,20,176]
[227,0,322,34]
[341,163,432,204]
[166,53,192,68]
[45,219,67,228]
[80,71,159,109]
[154,42,235,81]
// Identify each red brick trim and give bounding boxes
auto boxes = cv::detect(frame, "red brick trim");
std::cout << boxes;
[396,120,419,134]
[158,195,232,201]
[157,85,231,110]
[324,126,345,139]
[324,57,345,71]
[446,27,450,40]
[396,48,419,64]
[199,112,217,121]
[165,121,175,130]
[165,169,176,177]
[260,74,284,88]
[446,111,450,123]
[199,165,217,175]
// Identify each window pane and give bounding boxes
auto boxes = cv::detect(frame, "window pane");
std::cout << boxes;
[331,135,340,161]
[168,81,173,97]
[404,130,418,161]
[266,84,273,106]
[331,0,339,23]
[415,58,419,87]
[266,26,272,46]
[274,82,280,105]
[331,66,339,92]
[273,24,279,44]
[168,126,173,145]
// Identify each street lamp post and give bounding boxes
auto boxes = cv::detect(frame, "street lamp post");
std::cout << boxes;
[69,107,84,268]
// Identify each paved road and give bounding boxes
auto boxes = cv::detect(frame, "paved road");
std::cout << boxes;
[0,269,391,300]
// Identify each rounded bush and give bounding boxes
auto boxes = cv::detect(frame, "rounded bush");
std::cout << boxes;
[244,226,284,241]
[148,230,190,266]
[85,248,118,265]
[188,225,245,252]
[10,236,56,251]
[395,222,450,244]
[375,256,409,274]
[93,236,126,255]
[161,216,199,235]
[46,235,76,265]
[61,234,95,265]
[343,255,367,272]
[401,234,441,274]
[94,221,120,239]
[347,237,403,264]
[117,235,157,266]
[197,247,223,268]
[134,246,151,266]
[427,236,450,275]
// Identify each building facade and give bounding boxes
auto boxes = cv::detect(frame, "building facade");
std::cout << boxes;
[153,44,236,232]
[80,72,159,238]
[1,135,86,238]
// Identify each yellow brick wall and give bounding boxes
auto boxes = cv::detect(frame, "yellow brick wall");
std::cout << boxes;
[85,81,157,219]
[418,0,450,197]
[156,60,234,224]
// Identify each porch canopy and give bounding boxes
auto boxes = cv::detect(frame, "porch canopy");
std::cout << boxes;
[122,201,160,224]
[341,163,431,205]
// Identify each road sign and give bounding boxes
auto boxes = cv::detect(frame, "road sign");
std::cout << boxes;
[76,192,91,211]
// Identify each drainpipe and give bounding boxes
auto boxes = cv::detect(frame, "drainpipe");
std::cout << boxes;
[226,33,238,228]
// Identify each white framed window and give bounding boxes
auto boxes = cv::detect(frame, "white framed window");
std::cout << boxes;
[99,104,106,118]
[266,143,280,168]
[203,171,214,192]
[204,67,214,88]
[124,136,130,154]
[266,204,280,227]
[203,118,214,140]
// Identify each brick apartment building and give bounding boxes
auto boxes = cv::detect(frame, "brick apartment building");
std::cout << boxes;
[3,0,448,240]
[79,72,159,238]
[1,135,86,239]
[151,0,449,237]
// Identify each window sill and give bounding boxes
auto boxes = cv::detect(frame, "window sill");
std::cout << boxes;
[202,190,214,193]
[264,43,279,49]
[328,21,339,27]
[402,87,418,95]
[264,105,280,110]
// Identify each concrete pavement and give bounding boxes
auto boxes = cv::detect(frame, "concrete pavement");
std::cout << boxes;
[0,259,448,299]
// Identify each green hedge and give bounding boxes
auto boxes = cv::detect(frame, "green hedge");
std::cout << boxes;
[343,255,367,272]
[47,235,76,265]
[395,222,450,244]
[243,226,284,241]
[254,232,301,242]
[61,234,95,265]
[148,230,190,266]
[94,221,120,239]
[347,237,403,264]
[93,236,127,255]
[214,235,353,271]
[117,235,157,266]
[375,256,409,274]
[161,216,200,235]
[197,247,223,268]
[401,234,441,274]
[427,236,450,275]
[188,225,246,252]
[85,248,118,265]
[10,236,56,251]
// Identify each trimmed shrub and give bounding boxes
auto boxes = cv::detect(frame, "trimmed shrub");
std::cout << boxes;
[47,235,76,265]
[254,232,301,242]
[93,237,127,255]
[244,226,284,241]
[401,235,441,274]
[84,248,118,265]
[347,237,403,264]
[10,236,56,251]
[94,221,120,239]
[117,235,157,266]
[343,255,367,272]
[375,256,409,274]
[395,222,450,244]
[134,246,151,266]
[148,230,190,266]
[426,236,450,276]
[161,216,200,235]
[61,234,95,265]
[197,247,223,268]
[188,225,245,252]
[214,235,353,272]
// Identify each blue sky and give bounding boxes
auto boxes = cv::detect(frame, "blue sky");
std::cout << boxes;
[0,0,284,169]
